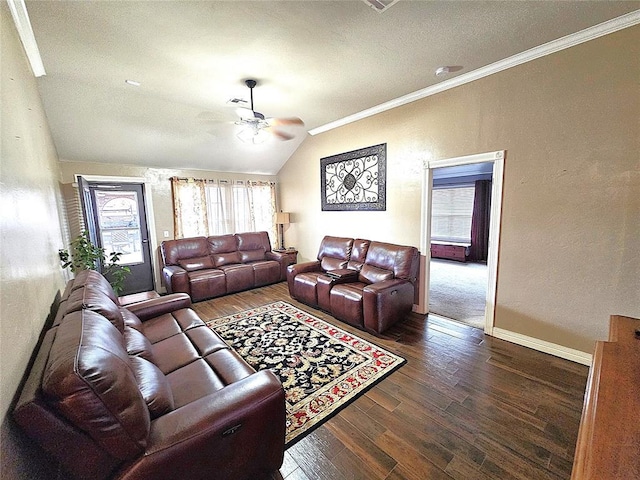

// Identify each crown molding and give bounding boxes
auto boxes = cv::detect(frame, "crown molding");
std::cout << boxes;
[309,10,640,136]
[6,0,46,77]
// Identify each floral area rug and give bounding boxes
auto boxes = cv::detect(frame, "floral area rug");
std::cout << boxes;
[206,301,405,446]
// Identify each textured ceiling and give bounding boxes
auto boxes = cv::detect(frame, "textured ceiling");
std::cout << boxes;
[25,1,639,174]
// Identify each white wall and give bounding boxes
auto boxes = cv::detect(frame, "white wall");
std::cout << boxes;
[1,5,67,478]
[278,26,640,354]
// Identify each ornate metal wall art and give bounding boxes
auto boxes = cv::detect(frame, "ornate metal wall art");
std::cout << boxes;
[320,143,386,211]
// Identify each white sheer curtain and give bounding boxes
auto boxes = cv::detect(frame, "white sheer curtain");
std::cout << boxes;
[171,178,208,238]
[171,177,277,247]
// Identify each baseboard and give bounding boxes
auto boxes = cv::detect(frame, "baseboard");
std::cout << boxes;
[491,328,592,366]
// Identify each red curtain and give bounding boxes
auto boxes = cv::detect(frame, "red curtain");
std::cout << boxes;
[469,180,492,262]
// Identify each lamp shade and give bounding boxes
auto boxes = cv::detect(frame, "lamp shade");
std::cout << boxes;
[276,212,290,224]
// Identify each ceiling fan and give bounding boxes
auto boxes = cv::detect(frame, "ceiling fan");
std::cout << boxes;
[235,79,304,143]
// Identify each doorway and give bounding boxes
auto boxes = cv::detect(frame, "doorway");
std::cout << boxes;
[419,151,505,334]
[78,176,155,295]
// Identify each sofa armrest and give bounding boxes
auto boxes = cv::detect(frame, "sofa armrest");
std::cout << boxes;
[362,279,415,334]
[125,293,192,321]
[266,250,297,281]
[161,265,189,295]
[286,261,321,292]
[116,371,286,480]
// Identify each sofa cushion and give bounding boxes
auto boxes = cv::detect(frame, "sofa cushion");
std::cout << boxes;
[178,255,215,272]
[359,264,394,284]
[293,272,324,306]
[330,283,366,327]
[240,249,266,263]
[124,326,157,363]
[365,241,419,281]
[69,269,119,304]
[41,310,150,460]
[251,260,281,286]
[161,237,209,266]
[121,308,143,331]
[212,251,242,267]
[219,264,255,293]
[152,333,201,374]
[207,234,237,254]
[236,231,271,252]
[65,285,124,333]
[141,308,207,344]
[321,256,348,271]
[317,236,353,262]
[188,269,226,301]
[129,356,174,419]
[347,239,370,271]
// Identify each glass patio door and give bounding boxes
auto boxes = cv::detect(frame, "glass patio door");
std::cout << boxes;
[78,177,154,295]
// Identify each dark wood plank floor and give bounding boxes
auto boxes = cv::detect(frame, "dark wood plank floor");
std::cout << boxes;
[193,282,589,480]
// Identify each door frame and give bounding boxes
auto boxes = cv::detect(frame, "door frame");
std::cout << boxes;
[418,150,505,334]
[75,174,160,291]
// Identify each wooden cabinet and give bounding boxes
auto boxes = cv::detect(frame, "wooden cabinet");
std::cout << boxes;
[571,315,640,479]
[430,241,470,262]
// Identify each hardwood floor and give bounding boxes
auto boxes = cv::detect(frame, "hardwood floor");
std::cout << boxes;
[193,282,589,480]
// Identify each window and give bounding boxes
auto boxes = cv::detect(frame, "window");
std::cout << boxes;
[431,185,474,243]
[171,177,277,246]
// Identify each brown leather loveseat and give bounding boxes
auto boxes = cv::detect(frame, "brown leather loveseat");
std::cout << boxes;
[13,270,286,480]
[287,236,419,334]
[160,231,294,302]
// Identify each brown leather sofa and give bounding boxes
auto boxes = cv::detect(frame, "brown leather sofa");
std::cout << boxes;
[287,236,419,334]
[160,231,294,302]
[13,270,286,480]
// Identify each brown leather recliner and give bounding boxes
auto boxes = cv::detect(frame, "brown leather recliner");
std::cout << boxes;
[13,270,286,480]
[287,236,419,334]
[286,236,354,307]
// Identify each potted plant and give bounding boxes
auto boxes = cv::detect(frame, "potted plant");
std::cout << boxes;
[59,230,131,295]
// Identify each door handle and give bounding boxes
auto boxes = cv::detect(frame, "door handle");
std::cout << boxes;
[142,239,149,243]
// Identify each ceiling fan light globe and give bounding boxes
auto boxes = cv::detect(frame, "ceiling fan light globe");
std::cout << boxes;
[236,126,257,143]
[253,129,269,144]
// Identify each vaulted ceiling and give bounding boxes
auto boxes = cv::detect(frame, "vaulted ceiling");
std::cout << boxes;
[25,1,639,174]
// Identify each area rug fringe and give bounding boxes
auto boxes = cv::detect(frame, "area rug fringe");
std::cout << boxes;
[207,301,406,447]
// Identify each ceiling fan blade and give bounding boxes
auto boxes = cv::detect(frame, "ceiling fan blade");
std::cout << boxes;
[267,127,295,141]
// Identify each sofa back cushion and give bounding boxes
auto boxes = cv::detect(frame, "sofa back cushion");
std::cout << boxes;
[359,264,394,284]
[41,310,150,461]
[364,241,419,282]
[240,249,266,263]
[161,237,209,266]
[347,239,370,271]
[69,269,119,304]
[129,356,174,419]
[207,234,237,254]
[212,251,242,267]
[178,255,215,272]
[236,231,271,252]
[65,286,125,333]
[317,236,353,271]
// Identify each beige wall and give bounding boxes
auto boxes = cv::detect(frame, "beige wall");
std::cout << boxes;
[278,26,640,354]
[1,6,67,478]
[58,161,277,290]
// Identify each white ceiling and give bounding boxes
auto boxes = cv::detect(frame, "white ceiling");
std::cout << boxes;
[25,1,639,175]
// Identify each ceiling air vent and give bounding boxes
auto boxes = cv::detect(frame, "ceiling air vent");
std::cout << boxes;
[362,0,399,13]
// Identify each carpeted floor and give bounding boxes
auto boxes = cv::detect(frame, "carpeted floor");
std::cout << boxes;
[206,301,405,447]
[428,259,487,329]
